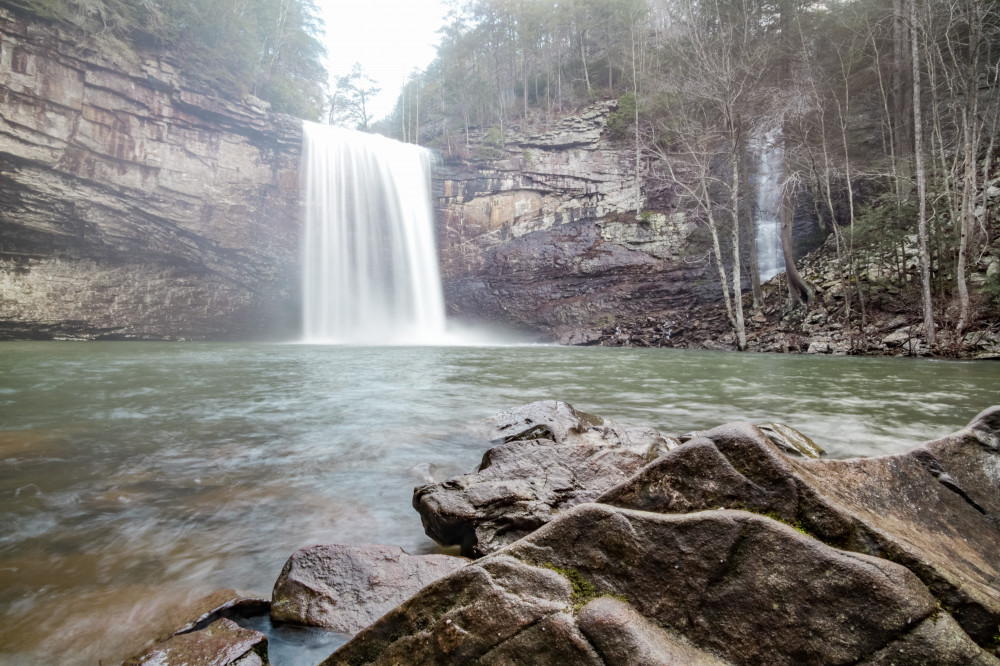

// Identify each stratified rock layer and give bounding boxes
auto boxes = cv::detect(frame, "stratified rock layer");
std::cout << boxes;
[435,104,710,343]
[270,544,468,634]
[0,8,301,340]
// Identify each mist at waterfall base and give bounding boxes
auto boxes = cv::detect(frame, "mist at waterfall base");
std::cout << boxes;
[301,122,483,345]
[752,128,786,282]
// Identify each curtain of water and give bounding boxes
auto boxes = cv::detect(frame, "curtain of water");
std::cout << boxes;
[300,122,446,344]
[752,127,786,282]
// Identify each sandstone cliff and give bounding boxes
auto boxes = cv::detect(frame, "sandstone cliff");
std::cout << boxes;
[0,8,302,340]
[434,103,713,344]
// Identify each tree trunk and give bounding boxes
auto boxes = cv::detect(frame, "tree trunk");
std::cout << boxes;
[744,148,763,306]
[781,183,813,307]
[892,0,913,184]
[910,0,936,345]
[731,145,747,351]
[630,18,642,215]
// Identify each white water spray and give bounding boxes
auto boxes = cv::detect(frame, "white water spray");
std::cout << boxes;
[751,128,786,282]
[300,122,446,344]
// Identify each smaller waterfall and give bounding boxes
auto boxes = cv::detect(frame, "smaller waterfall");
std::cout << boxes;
[300,122,446,344]
[751,128,786,282]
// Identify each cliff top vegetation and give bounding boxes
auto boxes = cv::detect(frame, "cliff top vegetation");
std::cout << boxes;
[5,0,328,120]
[389,0,999,355]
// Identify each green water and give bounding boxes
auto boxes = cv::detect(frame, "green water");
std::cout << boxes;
[1,342,998,664]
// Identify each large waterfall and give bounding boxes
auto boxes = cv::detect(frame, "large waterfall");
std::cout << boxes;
[751,128,786,282]
[300,122,446,344]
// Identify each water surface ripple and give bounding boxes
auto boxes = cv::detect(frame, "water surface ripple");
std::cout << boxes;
[1,342,997,664]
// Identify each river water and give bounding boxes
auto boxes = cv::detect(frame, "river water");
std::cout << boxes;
[1,341,998,664]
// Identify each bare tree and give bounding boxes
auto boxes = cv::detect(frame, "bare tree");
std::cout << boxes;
[330,63,381,131]
[910,0,936,345]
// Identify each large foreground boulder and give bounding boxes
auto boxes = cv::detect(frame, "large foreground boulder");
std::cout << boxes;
[325,505,998,665]
[413,400,677,556]
[600,407,1000,647]
[270,544,468,634]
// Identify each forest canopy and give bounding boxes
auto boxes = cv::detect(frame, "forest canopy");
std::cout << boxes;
[384,0,999,350]
[7,0,328,120]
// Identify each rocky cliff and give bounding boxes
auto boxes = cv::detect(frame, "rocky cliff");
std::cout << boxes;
[0,8,302,340]
[434,103,713,344]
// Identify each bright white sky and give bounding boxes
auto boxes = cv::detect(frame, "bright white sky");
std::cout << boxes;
[315,0,453,122]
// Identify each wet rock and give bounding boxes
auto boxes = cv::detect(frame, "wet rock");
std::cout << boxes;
[124,589,269,662]
[601,407,1000,647]
[320,556,577,665]
[414,401,676,557]
[327,504,995,665]
[806,339,831,353]
[757,422,825,458]
[123,618,268,666]
[557,327,602,345]
[270,544,468,634]
[577,597,729,665]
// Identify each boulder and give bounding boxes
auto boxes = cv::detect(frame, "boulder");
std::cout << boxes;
[601,407,1000,647]
[883,327,915,347]
[326,504,997,665]
[413,401,676,556]
[576,597,729,665]
[123,618,268,666]
[320,555,578,665]
[270,544,468,634]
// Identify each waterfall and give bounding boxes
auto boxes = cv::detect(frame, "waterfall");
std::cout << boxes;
[751,128,786,282]
[300,122,446,344]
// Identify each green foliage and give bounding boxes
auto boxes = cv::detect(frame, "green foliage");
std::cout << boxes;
[483,125,504,148]
[330,63,381,130]
[12,0,328,120]
[475,125,505,159]
[606,93,636,141]
[979,262,1000,307]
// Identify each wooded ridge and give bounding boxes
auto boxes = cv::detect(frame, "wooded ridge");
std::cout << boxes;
[376,0,1000,353]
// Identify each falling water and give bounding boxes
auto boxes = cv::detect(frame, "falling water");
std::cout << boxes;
[752,128,786,282]
[300,122,446,344]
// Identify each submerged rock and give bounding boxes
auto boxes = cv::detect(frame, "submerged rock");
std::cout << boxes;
[327,504,997,665]
[756,421,825,458]
[123,590,269,664]
[413,400,676,557]
[270,544,468,634]
[123,618,268,666]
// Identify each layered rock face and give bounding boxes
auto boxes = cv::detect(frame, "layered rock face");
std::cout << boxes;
[0,8,302,340]
[435,104,710,344]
